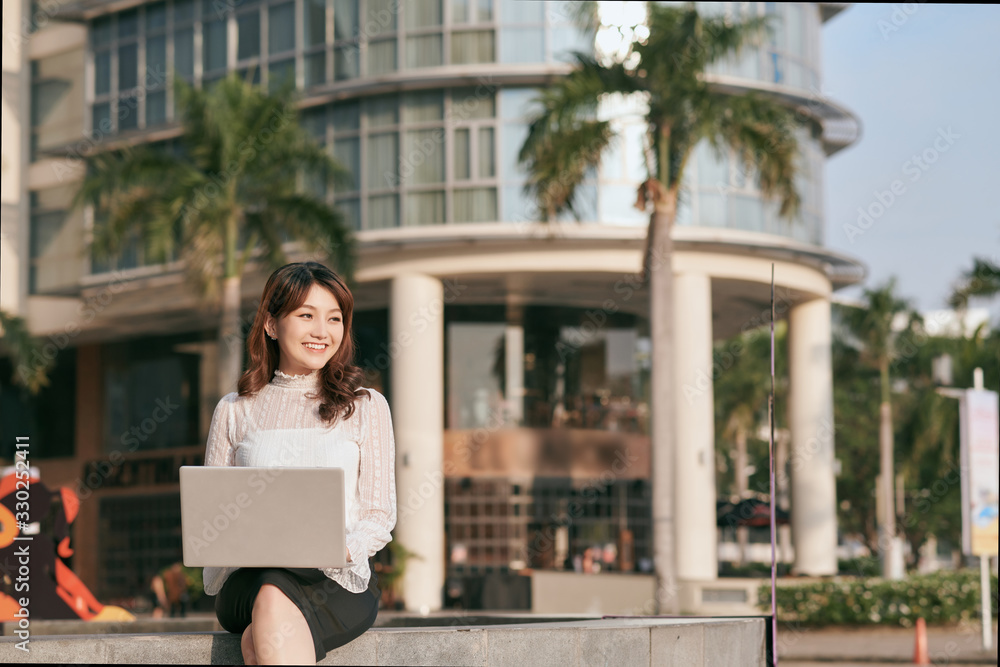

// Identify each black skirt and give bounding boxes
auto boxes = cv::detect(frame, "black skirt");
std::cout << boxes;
[214,565,381,662]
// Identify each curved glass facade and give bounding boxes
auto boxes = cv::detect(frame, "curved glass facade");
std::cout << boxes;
[699,1,822,93]
[80,0,827,263]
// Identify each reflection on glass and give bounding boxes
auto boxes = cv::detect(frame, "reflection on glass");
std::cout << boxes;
[447,323,506,429]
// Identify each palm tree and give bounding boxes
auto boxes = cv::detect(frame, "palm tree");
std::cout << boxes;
[839,279,914,579]
[518,3,804,612]
[75,74,354,394]
[949,257,1000,311]
[0,310,54,394]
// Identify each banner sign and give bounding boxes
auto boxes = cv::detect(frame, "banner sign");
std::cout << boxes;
[960,389,1000,556]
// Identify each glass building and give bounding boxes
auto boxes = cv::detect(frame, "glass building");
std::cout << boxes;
[2,1,863,613]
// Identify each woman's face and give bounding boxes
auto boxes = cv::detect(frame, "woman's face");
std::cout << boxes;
[265,283,344,376]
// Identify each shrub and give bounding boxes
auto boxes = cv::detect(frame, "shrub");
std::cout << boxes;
[757,570,999,626]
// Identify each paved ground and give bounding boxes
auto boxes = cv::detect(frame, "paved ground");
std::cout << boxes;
[777,622,998,665]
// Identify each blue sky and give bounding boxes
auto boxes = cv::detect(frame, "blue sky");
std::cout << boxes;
[821,3,1000,315]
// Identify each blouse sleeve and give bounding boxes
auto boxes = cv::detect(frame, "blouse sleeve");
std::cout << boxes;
[346,388,397,563]
[204,392,239,467]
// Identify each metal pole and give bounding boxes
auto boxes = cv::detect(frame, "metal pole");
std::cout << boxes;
[981,554,993,651]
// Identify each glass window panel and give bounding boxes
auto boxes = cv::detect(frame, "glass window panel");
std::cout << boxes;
[454,128,470,180]
[146,2,168,30]
[268,58,295,92]
[93,102,112,134]
[118,8,139,37]
[367,194,398,229]
[305,0,327,46]
[501,121,527,180]
[403,129,445,185]
[174,0,196,22]
[367,39,396,75]
[146,35,168,85]
[366,95,398,127]
[334,44,360,80]
[118,94,139,131]
[237,11,261,60]
[477,126,494,178]
[403,91,443,123]
[364,0,396,35]
[406,34,443,68]
[31,50,85,153]
[405,0,441,28]
[333,137,360,192]
[95,50,112,95]
[501,27,542,63]
[550,25,590,62]
[696,141,728,187]
[268,2,295,54]
[306,52,326,87]
[92,16,114,46]
[332,101,360,133]
[732,195,763,232]
[174,27,195,78]
[404,191,444,225]
[501,0,542,22]
[335,197,360,230]
[451,30,494,64]
[476,0,492,21]
[451,88,494,120]
[146,89,167,126]
[118,43,138,90]
[787,3,804,58]
[203,19,228,71]
[334,0,358,40]
[698,192,726,227]
[452,0,468,23]
[236,65,262,85]
[368,133,399,190]
[454,187,496,223]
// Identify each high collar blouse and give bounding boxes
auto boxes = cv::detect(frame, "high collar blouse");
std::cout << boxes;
[201,369,396,596]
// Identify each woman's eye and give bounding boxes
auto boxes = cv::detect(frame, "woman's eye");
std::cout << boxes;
[300,313,312,319]
[330,318,341,323]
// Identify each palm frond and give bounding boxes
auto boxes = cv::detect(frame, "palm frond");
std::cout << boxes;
[949,257,1000,310]
[710,92,802,218]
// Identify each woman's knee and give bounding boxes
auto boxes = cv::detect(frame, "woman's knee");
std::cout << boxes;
[252,584,296,623]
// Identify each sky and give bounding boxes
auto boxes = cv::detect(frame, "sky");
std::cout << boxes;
[820,3,1000,316]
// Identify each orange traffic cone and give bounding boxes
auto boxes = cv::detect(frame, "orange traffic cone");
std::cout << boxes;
[913,617,929,665]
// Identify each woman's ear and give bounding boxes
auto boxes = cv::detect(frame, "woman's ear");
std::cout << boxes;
[263,312,276,338]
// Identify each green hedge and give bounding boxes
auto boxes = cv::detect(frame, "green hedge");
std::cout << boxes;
[757,570,999,626]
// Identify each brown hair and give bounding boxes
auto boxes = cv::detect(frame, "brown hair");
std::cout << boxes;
[238,261,369,423]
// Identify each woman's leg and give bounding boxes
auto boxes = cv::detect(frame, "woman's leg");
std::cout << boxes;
[250,583,315,665]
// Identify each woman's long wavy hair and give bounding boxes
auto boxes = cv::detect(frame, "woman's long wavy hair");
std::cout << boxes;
[238,261,369,424]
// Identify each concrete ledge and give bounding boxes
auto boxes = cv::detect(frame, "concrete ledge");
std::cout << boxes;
[0,617,767,665]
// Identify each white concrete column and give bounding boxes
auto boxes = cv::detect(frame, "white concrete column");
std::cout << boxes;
[787,296,838,576]
[390,273,445,612]
[673,272,718,581]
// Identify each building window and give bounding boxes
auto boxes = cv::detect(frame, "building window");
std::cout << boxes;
[29,186,84,293]
[98,493,183,601]
[0,350,77,460]
[31,49,85,161]
[101,334,203,452]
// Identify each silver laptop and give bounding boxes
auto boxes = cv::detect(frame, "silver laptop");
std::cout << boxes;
[180,466,348,569]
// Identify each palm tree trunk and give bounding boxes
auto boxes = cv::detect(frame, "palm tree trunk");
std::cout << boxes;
[218,275,243,395]
[735,427,749,567]
[650,183,678,614]
[878,357,900,579]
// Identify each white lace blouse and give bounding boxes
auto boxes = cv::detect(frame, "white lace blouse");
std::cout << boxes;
[201,369,396,596]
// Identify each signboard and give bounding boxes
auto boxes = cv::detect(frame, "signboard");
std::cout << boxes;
[959,389,1000,556]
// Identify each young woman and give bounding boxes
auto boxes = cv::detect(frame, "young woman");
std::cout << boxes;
[202,261,396,665]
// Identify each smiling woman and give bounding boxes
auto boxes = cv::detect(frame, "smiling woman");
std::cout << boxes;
[202,261,397,665]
